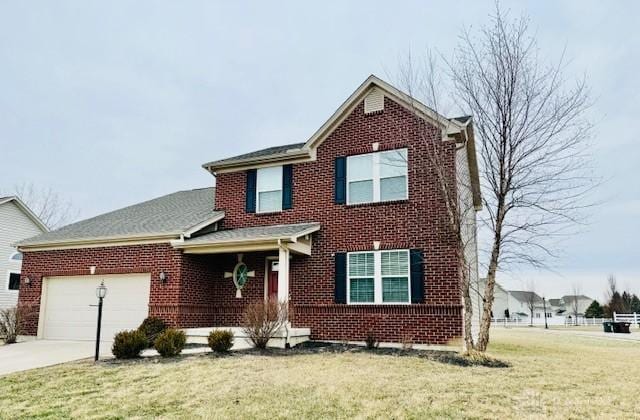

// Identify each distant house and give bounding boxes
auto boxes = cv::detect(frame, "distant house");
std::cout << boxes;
[474,279,597,326]
[504,291,548,323]
[0,197,48,310]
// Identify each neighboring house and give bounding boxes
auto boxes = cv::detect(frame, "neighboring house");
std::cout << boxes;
[560,295,593,317]
[17,75,481,346]
[0,196,47,310]
[506,291,546,322]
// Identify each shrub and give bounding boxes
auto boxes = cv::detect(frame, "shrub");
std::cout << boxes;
[365,329,379,350]
[112,330,147,359]
[0,306,25,344]
[241,297,288,349]
[154,329,186,357]
[138,317,168,347]
[208,329,234,353]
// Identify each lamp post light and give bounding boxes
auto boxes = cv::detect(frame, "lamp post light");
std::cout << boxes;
[543,297,549,330]
[95,281,107,361]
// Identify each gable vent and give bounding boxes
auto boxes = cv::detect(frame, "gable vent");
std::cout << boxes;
[364,87,384,114]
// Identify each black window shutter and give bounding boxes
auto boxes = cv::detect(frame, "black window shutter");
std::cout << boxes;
[334,252,347,304]
[282,164,293,210]
[245,169,257,213]
[335,157,346,204]
[410,249,424,303]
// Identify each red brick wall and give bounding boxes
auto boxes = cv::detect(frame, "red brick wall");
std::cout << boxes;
[18,97,464,345]
[214,97,463,344]
[18,244,185,335]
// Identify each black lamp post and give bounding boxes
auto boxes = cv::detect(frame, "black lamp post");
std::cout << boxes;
[543,297,549,330]
[95,281,107,361]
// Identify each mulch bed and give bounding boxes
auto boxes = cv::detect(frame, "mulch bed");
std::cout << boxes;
[100,341,509,368]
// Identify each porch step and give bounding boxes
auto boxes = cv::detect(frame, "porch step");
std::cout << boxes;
[183,326,311,350]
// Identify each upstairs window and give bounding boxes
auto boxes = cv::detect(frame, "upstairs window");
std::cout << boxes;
[346,148,407,204]
[257,166,283,213]
[9,252,22,261]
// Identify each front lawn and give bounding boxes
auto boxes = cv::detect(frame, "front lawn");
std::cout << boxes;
[1,329,639,418]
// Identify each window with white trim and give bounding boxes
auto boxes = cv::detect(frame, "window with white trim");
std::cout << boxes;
[256,166,282,213]
[347,250,410,304]
[347,148,407,204]
[9,252,22,261]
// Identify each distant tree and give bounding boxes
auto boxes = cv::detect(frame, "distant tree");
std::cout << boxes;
[570,283,582,325]
[584,300,604,318]
[525,281,538,326]
[622,291,634,313]
[10,182,78,229]
[604,275,626,317]
[631,295,640,313]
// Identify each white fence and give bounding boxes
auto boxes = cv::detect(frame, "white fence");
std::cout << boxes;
[614,312,640,326]
[564,317,609,326]
[492,317,611,327]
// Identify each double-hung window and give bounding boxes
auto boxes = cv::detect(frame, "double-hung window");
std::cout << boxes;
[347,250,410,304]
[346,148,407,204]
[256,166,283,213]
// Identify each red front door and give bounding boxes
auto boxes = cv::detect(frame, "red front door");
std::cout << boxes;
[267,261,278,300]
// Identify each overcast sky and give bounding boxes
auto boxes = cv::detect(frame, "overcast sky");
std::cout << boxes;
[1,1,638,301]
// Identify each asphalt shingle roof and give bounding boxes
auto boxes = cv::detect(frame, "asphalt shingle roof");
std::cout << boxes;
[182,222,320,245]
[202,142,306,168]
[18,188,220,246]
[509,291,543,304]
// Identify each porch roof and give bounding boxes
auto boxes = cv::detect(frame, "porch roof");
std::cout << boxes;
[172,222,320,255]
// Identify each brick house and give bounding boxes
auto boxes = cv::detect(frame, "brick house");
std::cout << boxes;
[17,75,481,347]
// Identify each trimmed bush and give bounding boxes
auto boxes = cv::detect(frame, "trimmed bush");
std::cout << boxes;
[112,330,147,359]
[208,329,234,353]
[154,329,186,358]
[138,317,168,347]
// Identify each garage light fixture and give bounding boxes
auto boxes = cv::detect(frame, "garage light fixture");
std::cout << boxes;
[96,281,107,299]
[159,271,168,283]
[23,276,31,286]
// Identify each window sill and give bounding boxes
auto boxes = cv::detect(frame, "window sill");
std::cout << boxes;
[344,199,409,209]
[254,211,283,216]
[346,302,412,306]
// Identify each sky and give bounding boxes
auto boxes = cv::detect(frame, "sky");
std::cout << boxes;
[0,1,638,301]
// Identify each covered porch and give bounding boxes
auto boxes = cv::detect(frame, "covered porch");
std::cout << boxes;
[171,222,320,347]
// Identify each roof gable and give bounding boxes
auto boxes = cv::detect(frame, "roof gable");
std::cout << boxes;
[202,75,467,173]
[0,196,49,232]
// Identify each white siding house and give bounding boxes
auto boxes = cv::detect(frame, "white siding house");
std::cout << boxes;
[0,197,48,310]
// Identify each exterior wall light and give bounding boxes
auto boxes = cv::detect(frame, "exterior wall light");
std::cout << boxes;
[159,271,168,283]
[24,276,31,285]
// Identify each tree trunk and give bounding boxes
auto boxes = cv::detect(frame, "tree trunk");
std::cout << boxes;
[459,257,475,351]
[475,211,504,352]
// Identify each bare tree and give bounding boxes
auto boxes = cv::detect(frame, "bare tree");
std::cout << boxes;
[524,281,538,327]
[396,5,594,352]
[395,52,479,351]
[449,6,594,351]
[570,283,582,326]
[11,182,77,229]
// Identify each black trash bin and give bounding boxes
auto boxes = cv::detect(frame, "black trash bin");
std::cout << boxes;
[611,322,632,334]
[603,322,613,333]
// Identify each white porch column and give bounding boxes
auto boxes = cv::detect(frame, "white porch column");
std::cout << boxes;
[277,245,290,304]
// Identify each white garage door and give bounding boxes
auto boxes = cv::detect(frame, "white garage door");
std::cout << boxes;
[41,274,151,341]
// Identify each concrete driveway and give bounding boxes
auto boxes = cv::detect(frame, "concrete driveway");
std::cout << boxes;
[0,339,112,376]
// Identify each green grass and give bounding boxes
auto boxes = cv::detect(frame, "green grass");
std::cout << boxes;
[1,329,639,419]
